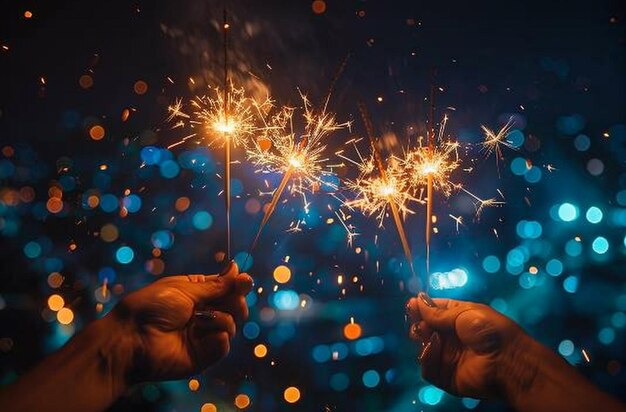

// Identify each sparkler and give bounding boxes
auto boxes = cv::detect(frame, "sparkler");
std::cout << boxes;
[403,113,506,281]
[246,92,349,251]
[402,112,462,278]
[343,101,417,278]
[166,10,263,260]
[222,9,232,260]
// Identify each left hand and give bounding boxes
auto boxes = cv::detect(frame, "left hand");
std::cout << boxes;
[110,261,253,383]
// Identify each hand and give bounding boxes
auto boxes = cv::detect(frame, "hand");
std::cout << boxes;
[110,261,253,383]
[406,293,528,399]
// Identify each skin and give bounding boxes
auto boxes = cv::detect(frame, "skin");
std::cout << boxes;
[407,293,626,412]
[0,261,252,412]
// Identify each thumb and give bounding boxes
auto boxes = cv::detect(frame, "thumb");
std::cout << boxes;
[417,293,472,332]
[184,262,240,303]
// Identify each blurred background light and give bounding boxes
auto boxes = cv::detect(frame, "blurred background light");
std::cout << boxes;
[558,203,579,222]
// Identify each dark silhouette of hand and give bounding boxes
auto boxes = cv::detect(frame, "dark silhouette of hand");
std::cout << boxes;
[406,293,525,399]
[113,262,253,382]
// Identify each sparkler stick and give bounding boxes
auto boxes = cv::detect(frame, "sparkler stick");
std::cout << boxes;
[425,85,435,278]
[249,149,297,252]
[357,101,416,279]
[222,8,232,260]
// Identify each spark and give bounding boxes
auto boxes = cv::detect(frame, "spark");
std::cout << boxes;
[461,187,505,217]
[332,206,358,247]
[480,117,516,167]
[449,214,464,232]
[166,98,188,123]
[582,349,591,363]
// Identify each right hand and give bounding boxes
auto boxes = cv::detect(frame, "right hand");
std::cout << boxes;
[406,293,529,399]
[111,261,253,383]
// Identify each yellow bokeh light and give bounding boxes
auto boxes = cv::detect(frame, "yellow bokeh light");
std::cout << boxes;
[48,294,64,311]
[274,265,291,283]
[343,321,362,340]
[200,403,217,412]
[273,265,291,284]
[57,307,74,325]
[283,386,301,404]
[234,394,250,409]
[254,344,268,358]
[188,378,200,392]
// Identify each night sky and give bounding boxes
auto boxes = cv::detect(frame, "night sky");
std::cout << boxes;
[1,1,625,411]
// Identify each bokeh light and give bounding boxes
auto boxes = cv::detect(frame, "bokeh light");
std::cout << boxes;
[115,246,135,264]
[234,394,250,409]
[558,203,579,222]
[283,386,301,403]
[47,294,64,311]
[273,265,291,284]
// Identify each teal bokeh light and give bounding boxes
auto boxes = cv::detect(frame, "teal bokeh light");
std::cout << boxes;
[558,203,578,222]
[419,385,444,405]
[192,211,213,230]
[585,206,603,224]
[592,236,609,254]
[362,370,380,388]
[482,255,501,273]
[115,246,134,264]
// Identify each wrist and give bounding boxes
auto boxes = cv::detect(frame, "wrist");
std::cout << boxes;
[495,328,541,406]
[89,312,140,394]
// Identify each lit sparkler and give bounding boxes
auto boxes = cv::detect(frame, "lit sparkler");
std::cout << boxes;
[247,92,350,250]
[166,85,258,150]
[166,83,258,259]
[342,101,417,278]
[403,113,462,277]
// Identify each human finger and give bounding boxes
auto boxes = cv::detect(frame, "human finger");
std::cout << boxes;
[235,272,253,296]
[192,310,236,338]
[409,321,432,343]
[209,293,249,323]
[417,293,475,332]
[406,297,421,322]
[419,332,443,387]
[181,266,240,304]
[189,331,231,371]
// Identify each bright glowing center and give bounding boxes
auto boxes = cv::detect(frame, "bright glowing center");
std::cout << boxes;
[289,156,304,168]
[422,163,438,175]
[214,119,236,134]
[380,184,395,196]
